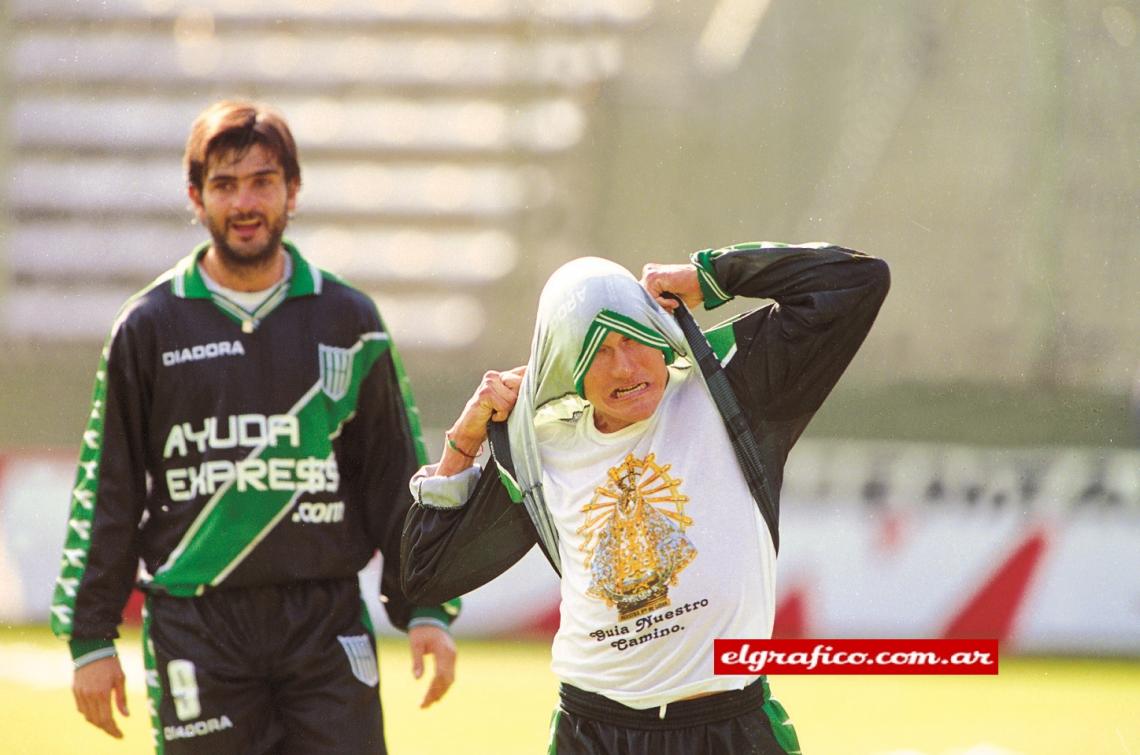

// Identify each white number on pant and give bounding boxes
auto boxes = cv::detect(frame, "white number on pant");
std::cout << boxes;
[167,659,202,721]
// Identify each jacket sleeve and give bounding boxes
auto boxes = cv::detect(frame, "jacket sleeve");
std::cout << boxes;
[401,462,539,606]
[52,311,151,665]
[695,242,889,433]
[337,323,460,631]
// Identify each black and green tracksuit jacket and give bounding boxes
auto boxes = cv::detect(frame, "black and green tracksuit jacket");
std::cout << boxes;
[52,240,456,665]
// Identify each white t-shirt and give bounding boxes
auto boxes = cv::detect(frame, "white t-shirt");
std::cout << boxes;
[198,254,292,312]
[539,366,773,707]
[416,367,774,709]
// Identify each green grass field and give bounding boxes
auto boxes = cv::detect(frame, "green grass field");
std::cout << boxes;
[2,625,1136,754]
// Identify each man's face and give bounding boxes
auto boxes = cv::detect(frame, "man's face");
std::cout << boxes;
[188,143,297,268]
[582,331,668,433]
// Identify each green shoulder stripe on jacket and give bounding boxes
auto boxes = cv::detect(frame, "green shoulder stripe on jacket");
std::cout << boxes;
[51,271,175,640]
[704,311,751,363]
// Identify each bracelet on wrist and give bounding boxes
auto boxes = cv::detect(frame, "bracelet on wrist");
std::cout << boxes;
[445,432,483,459]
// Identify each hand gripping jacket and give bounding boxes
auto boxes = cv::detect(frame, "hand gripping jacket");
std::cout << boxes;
[53,241,457,664]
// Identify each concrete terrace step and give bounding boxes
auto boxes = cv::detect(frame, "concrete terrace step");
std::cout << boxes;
[10,0,651,29]
[13,96,587,155]
[13,30,626,90]
[3,0,658,344]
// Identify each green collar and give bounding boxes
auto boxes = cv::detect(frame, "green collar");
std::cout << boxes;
[170,239,322,333]
[171,239,322,301]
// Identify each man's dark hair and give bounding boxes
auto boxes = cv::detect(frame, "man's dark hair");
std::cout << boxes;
[184,100,301,192]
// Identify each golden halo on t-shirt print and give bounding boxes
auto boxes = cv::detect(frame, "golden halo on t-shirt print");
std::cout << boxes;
[577,452,696,621]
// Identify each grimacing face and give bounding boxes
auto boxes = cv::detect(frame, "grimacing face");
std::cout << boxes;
[188,143,298,269]
[582,331,669,433]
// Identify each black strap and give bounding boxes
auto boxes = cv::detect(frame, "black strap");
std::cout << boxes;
[662,293,780,553]
[486,420,562,573]
[485,420,514,480]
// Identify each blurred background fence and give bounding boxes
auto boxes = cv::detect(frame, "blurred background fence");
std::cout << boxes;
[1,0,1137,651]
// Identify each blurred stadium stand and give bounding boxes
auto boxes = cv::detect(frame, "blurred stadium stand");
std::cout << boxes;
[5,0,645,339]
[1,0,658,444]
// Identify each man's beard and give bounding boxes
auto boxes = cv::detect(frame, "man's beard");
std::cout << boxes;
[206,212,287,270]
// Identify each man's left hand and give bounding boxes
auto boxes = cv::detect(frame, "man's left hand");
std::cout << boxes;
[408,624,457,709]
[640,263,702,311]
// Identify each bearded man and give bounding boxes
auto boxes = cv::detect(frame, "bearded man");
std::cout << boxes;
[53,100,457,754]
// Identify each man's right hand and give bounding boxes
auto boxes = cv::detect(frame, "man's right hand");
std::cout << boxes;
[437,366,525,476]
[73,655,129,738]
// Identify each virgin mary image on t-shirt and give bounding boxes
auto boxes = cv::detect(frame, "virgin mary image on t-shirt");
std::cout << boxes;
[578,452,697,621]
